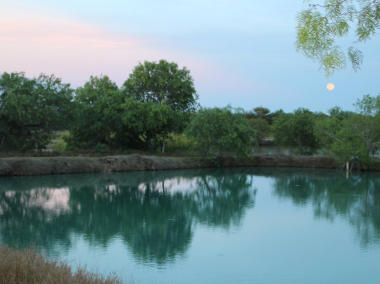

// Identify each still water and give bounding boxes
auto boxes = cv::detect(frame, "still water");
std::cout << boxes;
[0,168,380,284]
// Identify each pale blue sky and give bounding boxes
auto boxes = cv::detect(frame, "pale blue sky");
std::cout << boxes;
[0,0,379,112]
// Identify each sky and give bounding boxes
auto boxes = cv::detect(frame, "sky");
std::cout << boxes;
[0,0,379,112]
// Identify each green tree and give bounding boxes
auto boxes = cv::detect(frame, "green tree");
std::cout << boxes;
[0,72,73,151]
[296,0,380,75]
[186,107,257,158]
[68,75,185,151]
[122,60,198,112]
[244,107,272,143]
[120,98,182,150]
[316,95,380,166]
[248,117,270,143]
[273,108,319,154]
[253,107,270,119]
[245,107,270,121]
[67,75,123,150]
[315,107,353,151]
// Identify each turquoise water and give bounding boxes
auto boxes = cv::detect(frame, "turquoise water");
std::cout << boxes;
[0,168,380,283]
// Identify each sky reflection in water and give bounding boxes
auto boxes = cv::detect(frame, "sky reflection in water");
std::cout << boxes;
[0,168,380,284]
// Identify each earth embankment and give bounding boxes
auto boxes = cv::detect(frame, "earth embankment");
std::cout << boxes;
[0,154,345,177]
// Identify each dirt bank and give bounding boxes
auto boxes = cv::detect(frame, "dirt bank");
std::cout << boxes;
[0,154,348,177]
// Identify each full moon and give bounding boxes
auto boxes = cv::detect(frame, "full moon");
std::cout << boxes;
[326,83,335,91]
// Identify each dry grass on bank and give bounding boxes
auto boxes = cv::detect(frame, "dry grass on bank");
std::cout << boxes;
[0,246,121,284]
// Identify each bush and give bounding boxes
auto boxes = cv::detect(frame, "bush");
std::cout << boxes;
[94,143,110,153]
[272,108,319,155]
[248,117,271,142]
[186,107,257,158]
[166,133,195,152]
[51,140,67,153]
[0,246,121,284]
[315,97,380,167]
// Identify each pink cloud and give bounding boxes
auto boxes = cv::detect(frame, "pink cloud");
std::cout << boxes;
[0,18,136,48]
[0,15,155,83]
[0,12,263,99]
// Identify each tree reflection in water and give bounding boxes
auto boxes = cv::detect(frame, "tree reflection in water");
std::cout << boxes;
[262,168,380,247]
[0,169,255,265]
[1,168,379,264]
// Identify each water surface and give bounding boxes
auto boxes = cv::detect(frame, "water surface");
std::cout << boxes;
[0,168,379,283]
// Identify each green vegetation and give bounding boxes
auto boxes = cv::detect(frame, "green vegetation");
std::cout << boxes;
[1,60,380,169]
[245,107,272,143]
[123,59,198,112]
[186,107,257,159]
[316,96,380,167]
[67,75,123,151]
[297,0,380,75]
[66,61,195,152]
[272,108,320,155]
[0,246,120,284]
[0,72,73,151]
[166,133,196,153]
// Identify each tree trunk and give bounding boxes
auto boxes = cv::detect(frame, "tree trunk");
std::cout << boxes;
[162,141,165,153]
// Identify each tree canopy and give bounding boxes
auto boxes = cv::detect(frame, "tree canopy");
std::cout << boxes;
[2,64,380,168]
[67,75,123,150]
[273,108,320,154]
[120,98,181,150]
[67,75,185,151]
[122,60,198,112]
[296,0,380,75]
[0,72,73,151]
[186,107,257,158]
[316,95,380,166]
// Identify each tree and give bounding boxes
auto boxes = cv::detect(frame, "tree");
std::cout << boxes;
[244,107,270,120]
[67,75,123,150]
[244,107,272,142]
[120,98,182,150]
[0,72,73,151]
[296,0,380,75]
[122,60,198,112]
[247,117,270,143]
[273,108,319,154]
[342,95,380,160]
[68,75,185,151]
[316,95,380,166]
[253,107,270,119]
[186,107,257,158]
[315,107,353,151]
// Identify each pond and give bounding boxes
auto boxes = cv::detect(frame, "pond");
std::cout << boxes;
[0,168,380,284]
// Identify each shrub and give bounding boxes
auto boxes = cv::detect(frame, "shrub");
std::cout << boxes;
[166,133,195,152]
[272,108,319,155]
[186,107,257,158]
[51,140,67,153]
[94,143,110,153]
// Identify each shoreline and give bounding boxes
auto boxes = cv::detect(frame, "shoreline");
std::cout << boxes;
[1,153,371,177]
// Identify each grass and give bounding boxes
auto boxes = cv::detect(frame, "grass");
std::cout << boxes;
[0,246,121,284]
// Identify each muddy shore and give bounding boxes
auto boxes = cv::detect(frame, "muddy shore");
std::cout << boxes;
[0,154,358,177]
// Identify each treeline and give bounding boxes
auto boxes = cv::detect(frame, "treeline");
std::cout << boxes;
[244,97,380,167]
[1,59,379,167]
[0,60,198,153]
